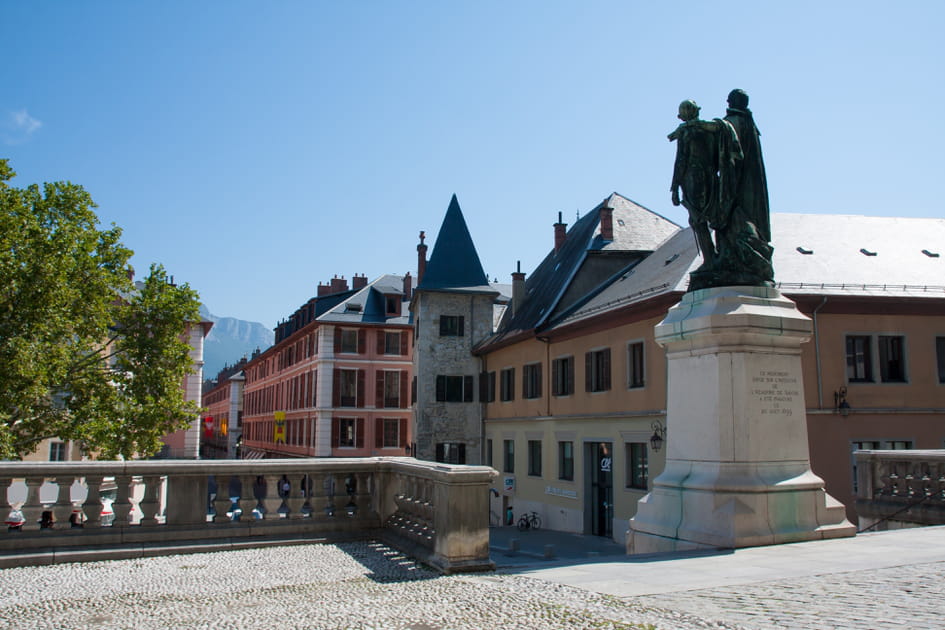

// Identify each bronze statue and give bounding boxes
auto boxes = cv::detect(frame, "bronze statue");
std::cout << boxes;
[669,90,774,290]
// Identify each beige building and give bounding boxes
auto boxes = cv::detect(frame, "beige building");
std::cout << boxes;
[476,207,945,540]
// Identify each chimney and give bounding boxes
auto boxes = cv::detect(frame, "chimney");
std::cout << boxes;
[417,231,428,285]
[330,275,349,293]
[317,282,332,297]
[352,273,368,290]
[403,271,413,301]
[554,211,567,253]
[511,261,526,316]
[599,204,614,242]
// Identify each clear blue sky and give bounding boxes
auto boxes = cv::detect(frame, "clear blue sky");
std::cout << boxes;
[4,2,943,328]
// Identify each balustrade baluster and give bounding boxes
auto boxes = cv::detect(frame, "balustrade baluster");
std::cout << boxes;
[83,476,104,528]
[52,475,76,527]
[111,475,132,527]
[213,475,234,523]
[286,473,306,519]
[139,476,162,526]
[0,477,13,530]
[261,474,282,520]
[237,474,258,522]
[21,476,45,532]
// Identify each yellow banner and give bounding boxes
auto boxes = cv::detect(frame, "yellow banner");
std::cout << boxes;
[274,411,286,444]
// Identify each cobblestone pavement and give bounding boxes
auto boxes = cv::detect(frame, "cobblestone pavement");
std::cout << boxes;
[635,560,945,630]
[0,542,742,630]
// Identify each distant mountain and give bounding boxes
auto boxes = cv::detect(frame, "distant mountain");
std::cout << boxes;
[199,305,274,379]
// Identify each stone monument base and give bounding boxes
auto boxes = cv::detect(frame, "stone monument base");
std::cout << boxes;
[627,286,855,554]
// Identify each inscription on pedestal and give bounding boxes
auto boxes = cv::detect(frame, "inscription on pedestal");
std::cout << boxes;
[751,370,799,417]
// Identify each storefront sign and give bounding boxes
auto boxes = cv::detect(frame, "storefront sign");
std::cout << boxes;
[545,486,578,499]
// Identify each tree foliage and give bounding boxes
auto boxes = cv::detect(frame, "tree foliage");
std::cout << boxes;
[0,159,202,459]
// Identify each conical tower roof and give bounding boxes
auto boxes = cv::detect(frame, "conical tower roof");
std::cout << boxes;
[417,195,490,291]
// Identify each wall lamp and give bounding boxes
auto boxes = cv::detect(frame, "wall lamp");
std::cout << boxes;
[650,421,667,453]
[834,387,851,417]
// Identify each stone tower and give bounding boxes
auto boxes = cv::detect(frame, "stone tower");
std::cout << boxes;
[411,195,498,465]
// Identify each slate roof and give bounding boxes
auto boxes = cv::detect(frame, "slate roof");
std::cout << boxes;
[548,213,945,332]
[317,274,412,326]
[476,193,679,350]
[416,195,493,293]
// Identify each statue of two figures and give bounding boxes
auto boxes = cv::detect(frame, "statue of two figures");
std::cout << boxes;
[670,89,774,291]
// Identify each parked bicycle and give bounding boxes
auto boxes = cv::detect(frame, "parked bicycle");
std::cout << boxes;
[516,511,541,531]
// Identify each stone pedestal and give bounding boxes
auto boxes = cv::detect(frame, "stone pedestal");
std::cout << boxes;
[627,286,854,554]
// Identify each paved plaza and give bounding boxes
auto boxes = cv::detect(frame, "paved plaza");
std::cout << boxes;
[0,526,943,629]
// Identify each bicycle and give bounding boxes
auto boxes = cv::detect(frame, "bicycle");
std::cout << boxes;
[516,511,541,531]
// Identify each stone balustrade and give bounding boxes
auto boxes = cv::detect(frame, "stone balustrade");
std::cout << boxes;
[854,450,945,530]
[0,457,496,573]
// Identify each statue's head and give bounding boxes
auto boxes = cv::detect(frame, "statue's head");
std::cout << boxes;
[677,100,700,122]
[727,89,749,109]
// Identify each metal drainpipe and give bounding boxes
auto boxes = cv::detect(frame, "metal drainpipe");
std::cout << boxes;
[812,296,829,409]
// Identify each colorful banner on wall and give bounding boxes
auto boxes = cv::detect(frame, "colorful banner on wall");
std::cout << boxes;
[203,416,214,438]
[274,411,286,444]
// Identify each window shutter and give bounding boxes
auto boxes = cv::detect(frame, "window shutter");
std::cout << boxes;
[536,364,542,397]
[400,331,408,355]
[376,330,385,355]
[375,418,383,449]
[436,375,446,402]
[463,375,474,402]
[566,359,573,395]
[400,370,408,408]
[375,371,385,408]
[331,417,340,448]
[311,371,317,406]
[435,443,444,462]
[357,330,366,354]
[356,370,365,408]
[355,418,364,448]
[458,443,466,464]
[552,360,559,396]
[602,348,611,390]
[334,328,341,353]
[399,418,407,447]
[458,316,465,336]
[585,352,593,392]
[332,369,341,407]
[411,376,417,406]
[479,372,488,401]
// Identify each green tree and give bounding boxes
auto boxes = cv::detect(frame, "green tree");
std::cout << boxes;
[0,159,202,459]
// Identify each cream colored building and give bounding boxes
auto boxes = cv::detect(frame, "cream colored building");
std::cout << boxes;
[477,207,945,540]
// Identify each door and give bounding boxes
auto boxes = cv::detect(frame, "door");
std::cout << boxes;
[586,442,613,537]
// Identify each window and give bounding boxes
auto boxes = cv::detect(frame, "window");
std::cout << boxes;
[439,315,464,337]
[851,440,881,492]
[523,363,542,399]
[436,442,466,464]
[503,439,515,473]
[846,335,872,382]
[385,295,400,316]
[878,335,906,382]
[340,329,359,354]
[383,331,402,355]
[480,371,496,402]
[626,442,648,490]
[379,418,403,448]
[382,371,402,408]
[552,356,574,397]
[558,441,574,481]
[500,368,515,401]
[527,440,542,476]
[628,341,645,389]
[938,337,945,384]
[339,369,358,407]
[435,375,474,402]
[486,438,493,468]
[585,348,611,392]
[337,418,357,448]
[49,441,66,461]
